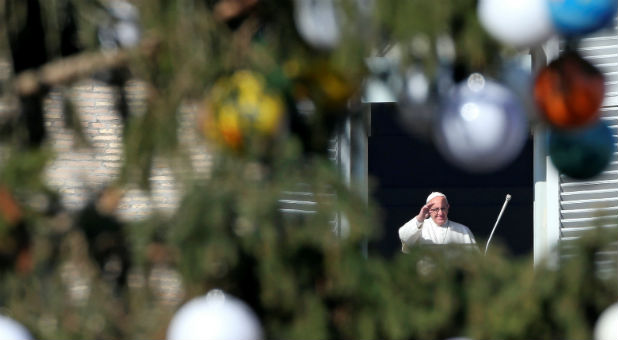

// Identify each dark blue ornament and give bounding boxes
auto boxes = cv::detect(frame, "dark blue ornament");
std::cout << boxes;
[548,120,616,179]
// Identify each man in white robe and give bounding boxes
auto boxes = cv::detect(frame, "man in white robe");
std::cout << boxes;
[399,192,476,253]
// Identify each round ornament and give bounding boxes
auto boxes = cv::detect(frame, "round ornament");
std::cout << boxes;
[499,55,537,121]
[534,50,604,129]
[595,302,618,340]
[478,0,555,47]
[202,70,285,153]
[167,289,263,340]
[548,120,615,179]
[294,0,341,50]
[0,315,32,340]
[398,64,454,141]
[434,73,529,173]
[548,0,618,36]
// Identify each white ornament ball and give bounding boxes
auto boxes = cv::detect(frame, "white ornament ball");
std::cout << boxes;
[167,289,263,340]
[594,302,618,340]
[478,0,555,47]
[294,0,341,50]
[0,315,32,340]
[434,73,528,173]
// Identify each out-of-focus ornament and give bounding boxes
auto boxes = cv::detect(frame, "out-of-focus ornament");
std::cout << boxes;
[201,70,285,153]
[434,73,529,173]
[167,289,263,340]
[396,35,456,141]
[499,54,537,121]
[548,0,618,36]
[397,66,432,135]
[294,0,341,50]
[594,302,618,340]
[534,50,604,129]
[435,34,456,65]
[0,315,32,340]
[397,64,454,141]
[548,120,615,179]
[97,0,141,49]
[363,56,404,103]
[478,0,555,47]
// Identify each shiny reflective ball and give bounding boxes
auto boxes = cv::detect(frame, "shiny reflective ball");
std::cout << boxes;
[534,51,604,129]
[548,120,615,179]
[167,289,263,340]
[0,315,32,340]
[595,302,618,340]
[398,65,453,141]
[548,0,618,36]
[478,0,555,47]
[434,73,529,173]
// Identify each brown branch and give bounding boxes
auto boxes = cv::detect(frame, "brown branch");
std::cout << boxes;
[13,37,160,96]
[213,0,259,22]
[11,0,260,97]
[14,50,129,96]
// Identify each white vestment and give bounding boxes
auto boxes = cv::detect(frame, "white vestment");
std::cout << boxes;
[398,217,476,253]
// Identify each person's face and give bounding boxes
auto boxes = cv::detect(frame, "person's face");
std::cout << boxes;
[428,196,449,226]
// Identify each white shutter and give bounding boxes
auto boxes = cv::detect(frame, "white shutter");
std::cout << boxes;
[558,18,618,277]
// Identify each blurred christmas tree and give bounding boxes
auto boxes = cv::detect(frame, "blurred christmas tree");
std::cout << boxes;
[0,0,616,339]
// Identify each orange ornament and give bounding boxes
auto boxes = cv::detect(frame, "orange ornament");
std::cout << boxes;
[533,50,604,129]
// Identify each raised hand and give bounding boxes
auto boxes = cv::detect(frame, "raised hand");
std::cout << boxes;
[416,202,433,222]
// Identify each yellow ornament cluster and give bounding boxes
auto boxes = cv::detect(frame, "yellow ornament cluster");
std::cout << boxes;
[202,70,285,152]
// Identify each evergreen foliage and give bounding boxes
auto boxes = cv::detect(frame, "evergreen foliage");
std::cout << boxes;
[0,0,616,339]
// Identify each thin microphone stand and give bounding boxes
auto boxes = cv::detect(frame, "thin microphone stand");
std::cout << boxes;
[484,194,512,255]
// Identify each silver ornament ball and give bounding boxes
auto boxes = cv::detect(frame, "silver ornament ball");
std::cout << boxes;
[434,73,529,173]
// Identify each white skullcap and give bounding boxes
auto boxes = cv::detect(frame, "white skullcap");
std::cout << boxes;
[426,192,447,203]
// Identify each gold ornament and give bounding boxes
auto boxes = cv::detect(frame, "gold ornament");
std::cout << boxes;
[201,70,285,152]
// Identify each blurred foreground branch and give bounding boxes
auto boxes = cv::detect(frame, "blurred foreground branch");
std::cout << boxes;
[13,37,159,96]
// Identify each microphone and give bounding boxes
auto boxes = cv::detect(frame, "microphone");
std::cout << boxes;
[484,194,512,255]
